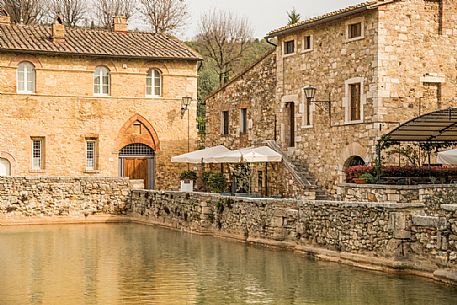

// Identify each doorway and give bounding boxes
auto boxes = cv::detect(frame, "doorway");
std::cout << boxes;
[285,102,295,147]
[119,144,155,189]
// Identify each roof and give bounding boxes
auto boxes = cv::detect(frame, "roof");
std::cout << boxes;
[0,23,201,61]
[385,108,457,143]
[266,1,395,38]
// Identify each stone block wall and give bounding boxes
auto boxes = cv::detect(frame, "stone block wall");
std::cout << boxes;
[0,177,131,218]
[130,190,457,273]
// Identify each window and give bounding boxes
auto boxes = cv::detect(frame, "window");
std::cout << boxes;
[221,111,229,135]
[284,40,295,55]
[348,22,362,39]
[146,69,162,97]
[349,83,361,121]
[94,66,110,95]
[17,62,35,93]
[86,140,97,170]
[303,35,312,50]
[240,108,247,134]
[31,138,43,170]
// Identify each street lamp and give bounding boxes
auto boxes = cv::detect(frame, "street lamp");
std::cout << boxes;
[303,86,332,126]
[181,96,193,156]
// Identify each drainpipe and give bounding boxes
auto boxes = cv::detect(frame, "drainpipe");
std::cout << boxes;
[266,37,277,47]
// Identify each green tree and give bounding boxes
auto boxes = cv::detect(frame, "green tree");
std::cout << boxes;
[287,8,300,25]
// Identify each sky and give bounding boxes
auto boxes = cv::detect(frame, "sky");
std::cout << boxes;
[182,0,364,40]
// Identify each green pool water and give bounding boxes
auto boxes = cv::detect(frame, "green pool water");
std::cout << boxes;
[0,224,456,305]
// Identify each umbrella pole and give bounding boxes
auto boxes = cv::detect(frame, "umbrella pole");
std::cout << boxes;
[265,162,268,197]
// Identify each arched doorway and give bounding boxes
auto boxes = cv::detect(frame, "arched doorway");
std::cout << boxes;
[0,158,11,176]
[119,144,155,189]
[344,156,366,169]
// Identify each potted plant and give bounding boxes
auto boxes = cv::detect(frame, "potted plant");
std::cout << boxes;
[180,170,197,192]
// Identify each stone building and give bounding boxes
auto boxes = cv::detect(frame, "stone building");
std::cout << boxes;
[205,0,457,197]
[0,14,200,190]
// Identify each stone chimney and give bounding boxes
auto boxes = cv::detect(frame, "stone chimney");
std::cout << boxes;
[113,16,128,32]
[52,16,65,43]
[0,9,11,25]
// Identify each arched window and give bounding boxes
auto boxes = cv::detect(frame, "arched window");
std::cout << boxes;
[0,158,11,176]
[17,62,35,93]
[94,66,110,95]
[146,69,162,97]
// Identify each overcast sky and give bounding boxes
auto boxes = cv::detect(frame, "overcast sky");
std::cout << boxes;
[181,0,364,39]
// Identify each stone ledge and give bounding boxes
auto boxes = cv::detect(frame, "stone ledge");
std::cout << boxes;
[442,204,457,211]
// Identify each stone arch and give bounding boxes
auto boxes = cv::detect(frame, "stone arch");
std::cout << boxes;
[343,156,366,169]
[0,151,15,176]
[115,114,160,152]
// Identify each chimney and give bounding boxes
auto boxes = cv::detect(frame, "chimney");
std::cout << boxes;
[0,9,11,25]
[113,16,128,32]
[52,16,65,43]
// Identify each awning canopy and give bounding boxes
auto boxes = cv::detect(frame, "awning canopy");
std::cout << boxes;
[385,108,457,143]
[437,149,457,165]
[171,145,230,164]
[171,145,282,164]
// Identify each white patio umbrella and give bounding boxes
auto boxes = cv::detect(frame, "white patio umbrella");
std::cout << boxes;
[171,145,230,164]
[437,149,457,165]
[241,146,282,163]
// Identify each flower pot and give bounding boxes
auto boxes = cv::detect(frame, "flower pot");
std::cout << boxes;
[353,178,367,184]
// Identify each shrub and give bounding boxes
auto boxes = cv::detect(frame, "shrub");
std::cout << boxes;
[180,170,197,182]
[346,166,375,182]
[346,165,457,182]
[207,172,227,193]
[360,172,376,184]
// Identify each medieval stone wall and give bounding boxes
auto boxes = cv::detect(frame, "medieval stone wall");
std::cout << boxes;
[0,53,198,190]
[0,177,131,218]
[130,190,457,284]
[205,51,277,149]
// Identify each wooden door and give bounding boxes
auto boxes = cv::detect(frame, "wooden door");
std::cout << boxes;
[123,158,148,188]
[286,102,295,147]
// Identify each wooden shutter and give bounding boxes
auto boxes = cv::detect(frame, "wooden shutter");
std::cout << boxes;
[350,83,361,121]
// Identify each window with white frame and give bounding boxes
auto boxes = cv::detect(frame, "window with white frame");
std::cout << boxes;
[86,140,97,170]
[93,66,110,95]
[240,108,247,134]
[17,62,35,93]
[284,40,295,55]
[146,69,162,97]
[31,138,43,170]
[303,35,313,51]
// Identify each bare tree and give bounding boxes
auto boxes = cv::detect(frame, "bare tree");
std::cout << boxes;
[95,0,135,30]
[196,10,252,85]
[47,0,87,27]
[139,0,188,34]
[0,0,46,24]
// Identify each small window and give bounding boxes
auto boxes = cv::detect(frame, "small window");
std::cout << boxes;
[348,22,362,39]
[31,138,43,170]
[240,108,248,134]
[303,36,312,50]
[94,66,110,95]
[284,40,295,55]
[17,62,35,93]
[146,69,162,97]
[86,140,97,170]
[221,111,229,135]
[349,83,361,121]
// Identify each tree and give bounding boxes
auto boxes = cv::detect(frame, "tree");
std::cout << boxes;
[95,0,136,30]
[47,0,87,27]
[139,0,188,34]
[287,8,300,25]
[0,0,46,24]
[196,9,253,85]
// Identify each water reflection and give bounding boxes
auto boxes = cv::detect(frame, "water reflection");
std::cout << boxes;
[0,224,456,305]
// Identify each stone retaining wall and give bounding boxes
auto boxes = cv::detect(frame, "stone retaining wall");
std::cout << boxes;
[130,190,457,276]
[0,177,131,218]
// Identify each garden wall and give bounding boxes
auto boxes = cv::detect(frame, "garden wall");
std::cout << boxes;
[130,190,457,284]
[0,177,131,218]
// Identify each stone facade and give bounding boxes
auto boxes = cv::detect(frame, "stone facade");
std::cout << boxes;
[0,177,131,218]
[0,23,199,191]
[205,0,457,196]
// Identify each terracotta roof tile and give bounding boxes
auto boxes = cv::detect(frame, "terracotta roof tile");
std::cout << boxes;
[0,23,201,60]
[267,1,380,37]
